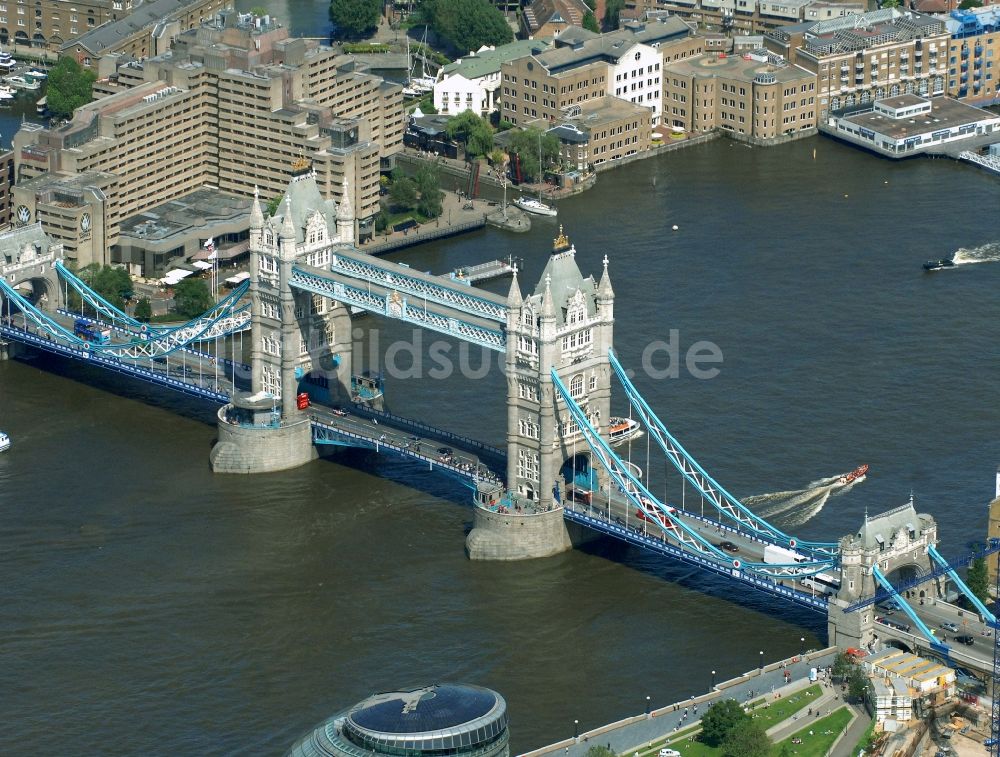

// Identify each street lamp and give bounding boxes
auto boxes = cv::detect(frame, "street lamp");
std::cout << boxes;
[711,670,716,688]
[574,719,579,739]
[759,651,764,670]
[800,637,805,656]
[645,695,651,715]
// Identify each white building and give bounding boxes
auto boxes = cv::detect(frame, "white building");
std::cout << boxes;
[434,39,552,117]
[609,41,663,125]
[864,648,955,706]
[869,677,913,726]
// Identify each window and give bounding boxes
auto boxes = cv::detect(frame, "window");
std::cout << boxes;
[517,449,539,482]
[570,374,584,399]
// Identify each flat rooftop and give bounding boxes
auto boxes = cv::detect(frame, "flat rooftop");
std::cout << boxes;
[119,187,252,242]
[840,96,998,139]
[664,53,814,84]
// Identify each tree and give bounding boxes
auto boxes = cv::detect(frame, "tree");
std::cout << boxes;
[447,111,495,159]
[582,11,600,33]
[966,556,989,605]
[75,263,133,309]
[134,296,152,323]
[603,0,625,30]
[700,699,751,748]
[848,667,870,703]
[419,0,513,54]
[46,57,97,120]
[329,0,380,39]
[414,165,443,218]
[173,278,214,319]
[959,0,983,8]
[506,127,561,182]
[722,720,771,757]
[389,177,418,209]
[266,194,283,216]
[831,651,852,682]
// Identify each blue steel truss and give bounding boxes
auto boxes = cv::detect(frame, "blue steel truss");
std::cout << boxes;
[844,538,1000,613]
[608,350,839,558]
[928,544,997,624]
[872,565,950,654]
[0,324,229,402]
[54,261,250,339]
[330,252,507,323]
[0,276,250,360]
[551,368,839,581]
[291,266,506,352]
[563,508,828,612]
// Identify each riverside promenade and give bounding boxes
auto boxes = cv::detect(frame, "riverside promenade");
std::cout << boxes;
[522,648,846,757]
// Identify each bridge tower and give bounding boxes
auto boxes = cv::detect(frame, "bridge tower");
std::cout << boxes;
[827,501,941,650]
[0,224,65,360]
[211,163,355,473]
[467,228,614,560]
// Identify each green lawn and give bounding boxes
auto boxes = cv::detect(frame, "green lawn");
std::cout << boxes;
[772,706,854,757]
[630,686,831,757]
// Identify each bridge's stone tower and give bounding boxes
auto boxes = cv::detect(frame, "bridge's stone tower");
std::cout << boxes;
[827,501,940,650]
[211,164,355,473]
[466,229,615,561]
[0,223,64,311]
[504,227,614,509]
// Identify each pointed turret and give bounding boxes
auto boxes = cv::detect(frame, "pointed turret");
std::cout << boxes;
[598,254,614,299]
[506,266,522,308]
[337,178,355,245]
[250,185,264,230]
[541,274,555,319]
[280,195,296,240]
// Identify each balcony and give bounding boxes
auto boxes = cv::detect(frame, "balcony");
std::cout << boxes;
[961,49,969,60]
[975,45,983,56]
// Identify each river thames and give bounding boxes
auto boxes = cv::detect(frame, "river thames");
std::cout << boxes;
[2,132,999,752]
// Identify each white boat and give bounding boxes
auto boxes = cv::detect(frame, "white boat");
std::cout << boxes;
[0,87,14,101]
[608,417,643,445]
[0,431,10,452]
[513,196,557,217]
[0,49,15,71]
[25,68,46,79]
[6,75,40,91]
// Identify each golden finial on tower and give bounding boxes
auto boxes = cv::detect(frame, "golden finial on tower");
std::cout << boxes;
[291,156,312,175]
[553,225,570,252]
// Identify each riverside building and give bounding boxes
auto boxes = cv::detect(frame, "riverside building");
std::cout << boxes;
[12,11,403,269]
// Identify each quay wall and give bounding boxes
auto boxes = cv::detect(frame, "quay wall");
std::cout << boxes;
[521,647,839,757]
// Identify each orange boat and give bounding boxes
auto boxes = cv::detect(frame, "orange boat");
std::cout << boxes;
[838,464,869,486]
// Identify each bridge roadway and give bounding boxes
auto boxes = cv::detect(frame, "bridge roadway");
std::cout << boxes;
[1,318,241,402]
[872,600,996,674]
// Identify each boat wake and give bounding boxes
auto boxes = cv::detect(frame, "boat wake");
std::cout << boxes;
[952,241,1000,266]
[744,469,866,528]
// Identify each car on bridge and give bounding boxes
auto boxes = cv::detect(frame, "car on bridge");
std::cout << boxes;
[331,407,348,417]
[717,541,740,553]
[941,622,960,633]
[880,618,912,633]
[437,447,454,463]
[954,634,975,646]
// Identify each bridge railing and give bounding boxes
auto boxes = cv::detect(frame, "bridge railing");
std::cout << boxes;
[311,418,504,486]
[346,403,506,461]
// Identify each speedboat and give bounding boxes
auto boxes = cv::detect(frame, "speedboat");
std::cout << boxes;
[513,196,557,217]
[0,50,15,71]
[25,68,46,79]
[0,431,10,452]
[837,464,869,486]
[923,258,954,271]
[0,86,14,101]
[608,416,643,445]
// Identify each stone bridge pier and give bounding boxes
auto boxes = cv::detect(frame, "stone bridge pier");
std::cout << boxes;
[827,501,943,650]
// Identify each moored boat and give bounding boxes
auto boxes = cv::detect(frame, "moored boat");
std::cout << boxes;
[513,196,557,217]
[6,74,41,91]
[0,431,10,452]
[923,258,955,271]
[0,48,15,71]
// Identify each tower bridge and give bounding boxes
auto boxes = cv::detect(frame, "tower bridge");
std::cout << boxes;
[3,164,998,678]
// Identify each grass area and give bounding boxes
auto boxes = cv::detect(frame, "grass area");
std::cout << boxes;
[632,686,825,757]
[773,706,853,757]
[342,42,392,54]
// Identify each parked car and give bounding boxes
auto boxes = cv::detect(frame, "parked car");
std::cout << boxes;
[941,622,960,633]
